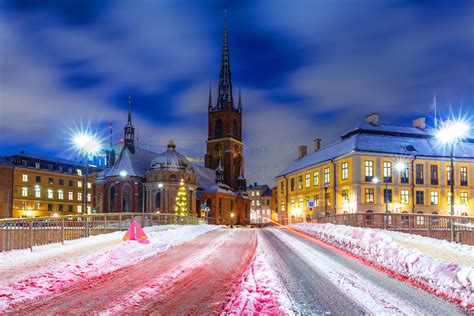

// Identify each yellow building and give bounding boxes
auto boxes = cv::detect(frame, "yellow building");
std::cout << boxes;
[4,153,97,218]
[276,114,474,220]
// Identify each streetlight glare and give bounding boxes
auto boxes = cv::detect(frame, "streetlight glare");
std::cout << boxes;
[73,132,102,155]
[436,121,470,144]
[395,161,406,172]
[372,177,380,184]
[120,170,127,177]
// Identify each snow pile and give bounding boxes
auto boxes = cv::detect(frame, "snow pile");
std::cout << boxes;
[0,224,218,312]
[290,223,474,306]
[224,236,291,315]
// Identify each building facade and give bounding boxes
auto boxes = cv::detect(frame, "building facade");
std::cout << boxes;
[0,159,14,218]
[276,114,474,221]
[247,183,272,224]
[3,153,96,218]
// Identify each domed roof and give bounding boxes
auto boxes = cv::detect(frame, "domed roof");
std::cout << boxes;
[150,140,194,172]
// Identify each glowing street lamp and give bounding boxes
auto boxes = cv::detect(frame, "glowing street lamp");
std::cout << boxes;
[120,170,127,178]
[436,120,470,242]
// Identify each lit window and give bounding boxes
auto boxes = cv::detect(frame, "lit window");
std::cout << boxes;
[280,181,285,194]
[342,189,349,204]
[290,178,295,191]
[35,162,40,169]
[22,174,28,182]
[324,168,330,184]
[21,187,28,197]
[35,187,41,198]
[383,161,392,182]
[47,189,53,199]
[58,190,64,200]
[447,192,452,205]
[313,171,319,186]
[305,173,310,188]
[77,205,82,213]
[87,182,92,189]
[69,192,73,200]
[35,202,40,210]
[460,167,468,186]
[314,195,320,206]
[256,200,260,206]
[256,191,260,196]
[77,169,82,176]
[298,176,303,190]
[78,181,83,188]
[365,160,374,180]
[430,191,439,205]
[341,163,349,180]
[298,198,304,208]
[87,206,91,214]
[252,200,255,205]
[401,190,409,204]
[460,192,468,205]
[22,202,27,210]
[365,188,374,203]
[87,193,91,202]
[280,201,285,211]
[78,192,82,201]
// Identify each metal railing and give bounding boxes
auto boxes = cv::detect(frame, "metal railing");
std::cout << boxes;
[311,213,474,245]
[0,213,207,252]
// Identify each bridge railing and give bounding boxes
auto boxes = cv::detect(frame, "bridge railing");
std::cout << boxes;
[0,213,207,252]
[309,213,474,245]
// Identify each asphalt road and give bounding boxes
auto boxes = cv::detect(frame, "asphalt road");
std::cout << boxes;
[259,227,469,315]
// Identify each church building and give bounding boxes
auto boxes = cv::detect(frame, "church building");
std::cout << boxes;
[93,16,250,225]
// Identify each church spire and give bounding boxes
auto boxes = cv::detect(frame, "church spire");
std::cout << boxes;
[127,95,133,126]
[216,10,233,109]
[124,95,135,153]
[208,82,212,109]
[238,87,242,111]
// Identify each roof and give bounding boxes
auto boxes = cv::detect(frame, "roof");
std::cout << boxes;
[107,146,157,178]
[247,184,270,190]
[0,157,13,166]
[6,153,83,167]
[277,124,474,177]
[262,188,273,197]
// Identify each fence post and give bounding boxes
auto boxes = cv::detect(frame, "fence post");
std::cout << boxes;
[427,216,431,238]
[141,215,145,228]
[119,214,122,230]
[61,218,65,245]
[29,220,33,251]
[84,215,89,238]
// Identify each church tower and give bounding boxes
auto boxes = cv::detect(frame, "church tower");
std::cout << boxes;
[205,13,245,190]
[124,95,135,154]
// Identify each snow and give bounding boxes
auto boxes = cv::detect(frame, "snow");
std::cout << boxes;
[0,224,218,312]
[290,223,474,306]
[223,234,291,315]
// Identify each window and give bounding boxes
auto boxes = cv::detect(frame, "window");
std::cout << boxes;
[215,118,223,138]
[383,189,392,203]
[298,198,304,208]
[305,173,310,188]
[460,192,468,205]
[48,204,53,211]
[87,182,92,189]
[22,174,28,182]
[324,167,330,184]
[280,181,285,194]
[22,202,27,210]
[446,167,453,185]
[415,164,423,184]
[430,191,439,205]
[314,195,320,206]
[400,163,409,183]
[22,160,27,167]
[460,167,468,186]
[78,181,83,188]
[58,165,63,172]
[77,169,82,176]
[280,201,285,211]
[77,205,82,213]
[35,162,40,169]
[21,187,28,197]
[35,187,41,198]
[67,205,73,212]
[256,191,260,196]
[59,179,64,186]
[47,189,53,199]
[341,162,349,180]
[401,190,409,204]
[342,189,349,204]
[122,185,132,212]
[68,180,74,187]
[69,192,73,200]
[109,185,116,212]
[313,171,319,186]
[365,160,374,181]
[58,204,63,212]
[58,190,64,200]
[251,200,255,206]
[256,200,260,206]
[383,162,392,182]
[365,188,374,203]
[298,176,303,190]
[290,178,295,192]
[35,202,40,210]
[447,192,452,205]
[78,192,82,201]
[416,211,424,226]
[48,177,54,185]
[251,191,255,196]
[68,167,72,174]
[430,165,438,185]
[36,176,41,183]
[415,191,424,205]
[325,193,331,206]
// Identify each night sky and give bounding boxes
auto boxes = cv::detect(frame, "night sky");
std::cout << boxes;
[1,0,473,185]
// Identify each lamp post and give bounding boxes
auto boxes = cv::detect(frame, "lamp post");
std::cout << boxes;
[230,212,235,227]
[324,183,329,216]
[436,120,469,242]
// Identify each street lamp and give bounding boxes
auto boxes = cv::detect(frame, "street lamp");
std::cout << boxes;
[74,133,101,215]
[323,183,329,216]
[436,120,470,242]
[230,212,235,227]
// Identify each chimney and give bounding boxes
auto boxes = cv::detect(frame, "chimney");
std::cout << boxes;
[297,145,307,159]
[254,182,257,186]
[314,139,321,152]
[365,113,379,125]
[412,117,426,129]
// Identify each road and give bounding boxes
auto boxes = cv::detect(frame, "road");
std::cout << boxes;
[9,228,257,315]
[259,227,468,315]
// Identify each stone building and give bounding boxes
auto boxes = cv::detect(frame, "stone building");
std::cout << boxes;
[247,183,272,224]
[0,159,13,218]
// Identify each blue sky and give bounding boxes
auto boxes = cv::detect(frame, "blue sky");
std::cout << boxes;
[0,0,473,185]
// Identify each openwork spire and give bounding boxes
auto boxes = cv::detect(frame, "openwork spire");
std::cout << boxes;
[126,95,133,127]
[216,10,233,109]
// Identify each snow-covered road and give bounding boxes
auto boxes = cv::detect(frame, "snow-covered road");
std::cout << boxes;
[259,227,468,315]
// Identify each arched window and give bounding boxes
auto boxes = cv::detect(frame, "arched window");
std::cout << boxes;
[122,184,132,212]
[109,185,116,212]
[232,119,238,139]
[155,191,161,210]
[215,118,223,138]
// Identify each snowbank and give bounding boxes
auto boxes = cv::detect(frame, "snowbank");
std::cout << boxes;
[223,235,291,315]
[0,224,218,312]
[289,223,474,306]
